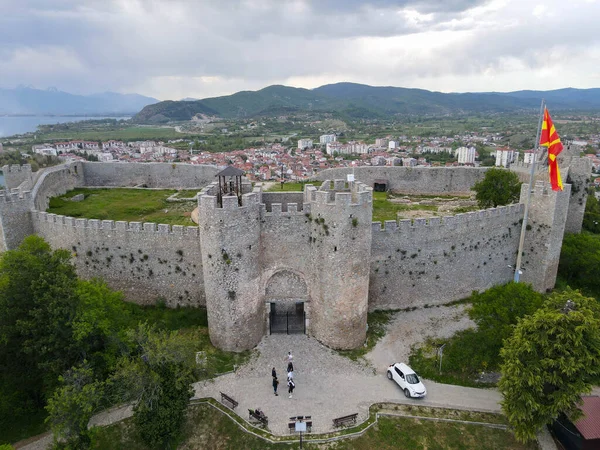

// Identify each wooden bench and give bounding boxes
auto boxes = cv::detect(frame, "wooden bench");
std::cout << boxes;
[219,392,238,410]
[248,409,268,427]
[333,413,358,428]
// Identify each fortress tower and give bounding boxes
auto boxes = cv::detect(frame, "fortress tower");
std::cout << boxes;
[198,173,264,352]
[520,180,571,292]
[305,180,373,349]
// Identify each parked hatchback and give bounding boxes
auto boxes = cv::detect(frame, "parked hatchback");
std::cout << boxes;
[387,362,427,398]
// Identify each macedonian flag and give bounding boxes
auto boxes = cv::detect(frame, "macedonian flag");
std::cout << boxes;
[539,107,564,191]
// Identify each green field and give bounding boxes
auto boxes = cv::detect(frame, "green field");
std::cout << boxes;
[91,403,534,450]
[47,188,199,226]
[265,181,311,192]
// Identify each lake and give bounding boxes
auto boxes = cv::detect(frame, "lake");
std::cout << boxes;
[0,116,129,138]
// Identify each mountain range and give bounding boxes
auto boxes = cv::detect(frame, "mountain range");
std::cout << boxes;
[0,86,159,115]
[133,83,600,123]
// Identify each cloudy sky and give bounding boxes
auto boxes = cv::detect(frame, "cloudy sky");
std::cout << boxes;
[2,0,599,100]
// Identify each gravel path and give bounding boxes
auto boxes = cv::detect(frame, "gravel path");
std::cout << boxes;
[366,303,475,373]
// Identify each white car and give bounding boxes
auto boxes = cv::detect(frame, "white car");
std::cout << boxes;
[387,362,427,398]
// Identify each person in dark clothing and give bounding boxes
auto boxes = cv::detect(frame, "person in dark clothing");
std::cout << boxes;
[287,377,295,398]
[273,376,279,396]
[272,367,277,379]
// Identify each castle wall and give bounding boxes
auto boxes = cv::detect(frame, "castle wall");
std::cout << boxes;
[369,204,524,310]
[307,181,373,349]
[520,181,571,291]
[261,192,305,212]
[564,157,591,233]
[32,163,85,211]
[32,211,205,306]
[82,162,220,188]
[314,167,487,195]
[198,189,264,351]
[2,164,34,190]
[0,191,34,251]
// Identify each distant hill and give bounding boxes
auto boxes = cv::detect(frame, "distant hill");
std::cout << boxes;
[0,87,159,115]
[132,82,600,123]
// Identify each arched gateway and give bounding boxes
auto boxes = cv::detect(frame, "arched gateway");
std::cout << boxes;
[264,270,309,334]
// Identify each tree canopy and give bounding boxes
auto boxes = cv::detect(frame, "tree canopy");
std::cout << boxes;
[473,168,521,208]
[499,289,600,442]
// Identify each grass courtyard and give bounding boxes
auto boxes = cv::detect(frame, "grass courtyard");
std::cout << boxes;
[47,188,199,226]
[47,185,479,226]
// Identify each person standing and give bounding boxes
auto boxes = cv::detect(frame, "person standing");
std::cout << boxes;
[287,376,295,399]
[285,351,294,373]
[273,376,279,396]
[272,367,277,379]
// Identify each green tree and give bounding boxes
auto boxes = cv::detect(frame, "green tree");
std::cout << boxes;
[473,168,521,208]
[582,189,600,234]
[45,363,104,449]
[558,232,600,297]
[468,282,543,368]
[110,324,198,449]
[0,236,80,403]
[499,290,600,442]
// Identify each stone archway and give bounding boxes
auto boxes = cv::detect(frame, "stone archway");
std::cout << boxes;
[264,270,309,335]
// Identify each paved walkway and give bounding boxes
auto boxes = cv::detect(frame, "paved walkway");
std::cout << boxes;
[192,334,502,436]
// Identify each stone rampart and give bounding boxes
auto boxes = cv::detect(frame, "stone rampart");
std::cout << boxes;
[314,167,487,195]
[32,162,85,211]
[0,190,34,252]
[82,162,220,188]
[32,211,205,306]
[2,164,34,190]
[369,203,525,310]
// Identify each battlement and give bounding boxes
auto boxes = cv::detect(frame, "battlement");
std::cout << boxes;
[305,180,372,207]
[33,211,199,237]
[198,181,260,211]
[372,203,524,233]
[0,189,32,202]
[2,164,32,174]
[262,202,310,217]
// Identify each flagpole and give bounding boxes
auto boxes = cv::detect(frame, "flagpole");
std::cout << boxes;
[514,99,545,283]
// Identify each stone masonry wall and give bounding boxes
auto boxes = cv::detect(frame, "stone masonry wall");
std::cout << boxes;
[564,157,592,233]
[520,181,571,292]
[307,181,373,349]
[2,164,34,190]
[198,187,264,352]
[314,167,487,195]
[0,191,35,252]
[369,204,524,310]
[33,211,205,306]
[82,162,220,188]
[32,162,85,211]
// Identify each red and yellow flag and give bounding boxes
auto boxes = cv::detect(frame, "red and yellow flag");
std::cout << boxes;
[539,107,564,191]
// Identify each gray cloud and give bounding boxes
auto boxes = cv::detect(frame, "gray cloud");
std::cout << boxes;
[0,0,598,99]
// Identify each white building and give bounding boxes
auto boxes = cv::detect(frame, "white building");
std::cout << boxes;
[456,146,476,165]
[495,149,518,167]
[98,152,114,162]
[375,138,388,148]
[388,141,397,150]
[33,147,58,156]
[102,140,125,149]
[298,139,313,149]
[523,150,535,164]
[319,134,336,145]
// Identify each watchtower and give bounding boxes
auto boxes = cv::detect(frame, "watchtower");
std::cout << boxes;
[215,166,244,207]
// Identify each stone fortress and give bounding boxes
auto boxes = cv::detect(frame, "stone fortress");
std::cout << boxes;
[0,149,591,352]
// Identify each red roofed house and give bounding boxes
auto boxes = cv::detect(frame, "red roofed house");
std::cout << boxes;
[552,396,600,450]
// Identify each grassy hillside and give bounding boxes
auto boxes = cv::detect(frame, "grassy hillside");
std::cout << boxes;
[131,82,600,123]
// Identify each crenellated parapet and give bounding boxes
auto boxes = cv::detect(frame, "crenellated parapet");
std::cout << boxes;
[33,211,199,237]
[372,204,524,234]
